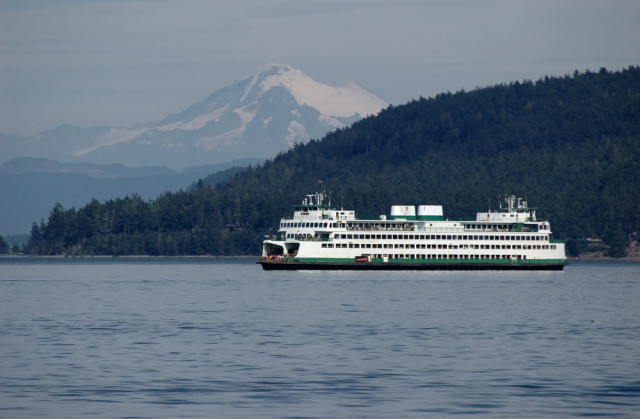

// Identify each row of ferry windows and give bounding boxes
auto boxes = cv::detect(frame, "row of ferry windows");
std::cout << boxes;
[281,222,335,228]
[361,255,527,260]
[464,224,548,231]
[284,233,547,241]
[281,221,547,231]
[322,243,555,250]
[335,233,546,241]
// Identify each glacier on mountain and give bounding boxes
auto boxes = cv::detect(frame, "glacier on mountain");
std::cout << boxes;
[1,64,388,168]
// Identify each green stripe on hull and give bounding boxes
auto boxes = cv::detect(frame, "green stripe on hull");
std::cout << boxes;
[258,259,567,271]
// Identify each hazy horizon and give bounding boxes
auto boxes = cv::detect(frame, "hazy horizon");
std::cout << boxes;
[1,0,639,137]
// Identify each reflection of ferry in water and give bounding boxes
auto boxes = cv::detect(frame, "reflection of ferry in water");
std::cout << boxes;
[257,191,567,270]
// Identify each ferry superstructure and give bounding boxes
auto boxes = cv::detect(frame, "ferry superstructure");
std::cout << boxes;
[258,192,567,270]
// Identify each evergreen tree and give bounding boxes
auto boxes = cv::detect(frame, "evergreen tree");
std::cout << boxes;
[0,235,9,254]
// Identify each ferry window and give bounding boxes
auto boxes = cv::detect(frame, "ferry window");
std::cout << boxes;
[347,234,352,239]
[321,243,327,248]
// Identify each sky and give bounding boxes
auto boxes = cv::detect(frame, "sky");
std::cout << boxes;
[1,0,639,136]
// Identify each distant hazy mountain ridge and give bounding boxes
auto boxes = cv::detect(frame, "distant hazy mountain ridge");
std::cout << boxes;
[1,65,387,168]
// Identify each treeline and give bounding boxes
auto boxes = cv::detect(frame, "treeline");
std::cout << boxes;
[27,67,640,257]
[25,191,264,256]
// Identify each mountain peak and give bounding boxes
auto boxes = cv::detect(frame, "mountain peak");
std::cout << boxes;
[2,65,388,168]
[256,64,387,118]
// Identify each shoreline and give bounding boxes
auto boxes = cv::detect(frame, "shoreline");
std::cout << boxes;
[568,256,640,262]
[3,254,640,262]
[0,254,258,259]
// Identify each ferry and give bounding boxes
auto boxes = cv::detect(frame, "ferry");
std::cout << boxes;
[257,191,567,270]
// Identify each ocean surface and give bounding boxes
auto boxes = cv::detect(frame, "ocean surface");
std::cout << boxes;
[0,258,639,418]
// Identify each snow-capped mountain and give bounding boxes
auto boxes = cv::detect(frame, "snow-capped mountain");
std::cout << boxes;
[2,65,387,168]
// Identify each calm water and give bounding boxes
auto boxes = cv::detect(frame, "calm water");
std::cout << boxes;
[0,258,639,418]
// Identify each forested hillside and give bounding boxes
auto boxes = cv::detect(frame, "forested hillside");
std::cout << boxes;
[26,67,640,257]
